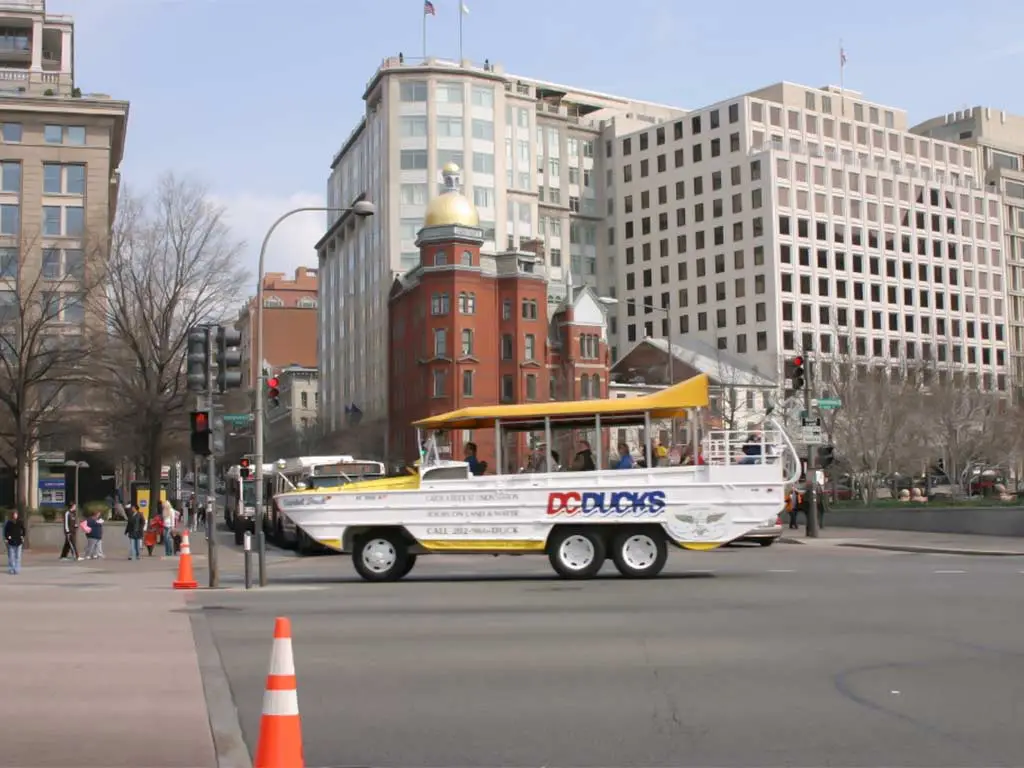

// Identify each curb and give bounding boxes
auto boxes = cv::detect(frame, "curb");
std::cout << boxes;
[779,536,805,545]
[190,608,253,768]
[837,542,1024,557]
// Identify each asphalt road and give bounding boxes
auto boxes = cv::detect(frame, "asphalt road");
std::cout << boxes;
[198,543,1024,768]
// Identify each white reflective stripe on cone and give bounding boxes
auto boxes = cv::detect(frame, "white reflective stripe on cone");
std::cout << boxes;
[268,639,296,675]
[262,688,299,716]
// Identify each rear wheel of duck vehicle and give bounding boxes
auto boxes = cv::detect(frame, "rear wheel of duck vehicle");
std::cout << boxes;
[610,528,667,579]
[352,531,410,582]
[398,554,418,578]
[547,528,606,579]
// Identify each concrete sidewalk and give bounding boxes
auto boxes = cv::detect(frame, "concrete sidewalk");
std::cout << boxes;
[0,543,221,768]
[782,526,1024,556]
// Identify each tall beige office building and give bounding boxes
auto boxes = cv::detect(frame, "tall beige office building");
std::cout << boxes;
[0,1,129,496]
[316,55,684,432]
[912,107,1024,389]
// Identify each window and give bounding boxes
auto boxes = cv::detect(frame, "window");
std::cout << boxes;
[458,291,476,313]
[471,86,494,107]
[400,183,428,205]
[521,298,538,319]
[0,204,18,235]
[472,152,494,174]
[44,125,85,145]
[0,161,18,193]
[500,334,514,359]
[430,292,449,315]
[400,115,427,137]
[461,328,474,355]
[400,150,428,170]
[0,123,21,143]
[0,247,16,278]
[42,205,83,237]
[462,369,474,397]
[525,374,538,401]
[433,328,448,357]
[432,369,446,397]
[43,163,85,195]
[42,248,83,280]
[62,293,85,324]
[524,333,536,360]
[435,82,464,102]
[501,374,514,402]
[400,80,428,101]
[471,119,494,141]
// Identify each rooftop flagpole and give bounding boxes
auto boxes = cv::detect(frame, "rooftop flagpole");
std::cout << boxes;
[423,0,435,60]
[839,40,847,116]
[459,3,469,61]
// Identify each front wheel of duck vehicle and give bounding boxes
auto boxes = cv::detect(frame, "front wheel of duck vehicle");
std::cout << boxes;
[398,554,418,579]
[547,528,606,579]
[352,531,410,582]
[611,528,667,579]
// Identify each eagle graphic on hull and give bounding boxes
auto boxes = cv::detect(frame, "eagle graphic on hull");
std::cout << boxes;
[664,509,730,542]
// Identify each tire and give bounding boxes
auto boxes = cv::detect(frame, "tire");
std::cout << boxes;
[547,528,605,579]
[611,528,667,579]
[759,538,776,547]
[352,531,410,582]
[398,554,418,579]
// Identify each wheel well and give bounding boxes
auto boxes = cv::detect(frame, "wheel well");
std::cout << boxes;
[545,523,666,554]
[343,525,418,553]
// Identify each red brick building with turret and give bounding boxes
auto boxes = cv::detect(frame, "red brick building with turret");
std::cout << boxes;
[388,163,610,470]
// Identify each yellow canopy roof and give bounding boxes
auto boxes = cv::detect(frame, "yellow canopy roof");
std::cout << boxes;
[413,373,710,431]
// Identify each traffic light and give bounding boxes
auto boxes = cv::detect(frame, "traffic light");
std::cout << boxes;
[784,355,806,397]
[216,325,243,393]
[239,457,251,479]
[266,374,280,408]
[817,444,836,468]
[186,327,212,392]
[190,410,213,457]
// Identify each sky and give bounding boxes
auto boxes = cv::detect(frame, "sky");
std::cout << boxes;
[55,0,1024,287]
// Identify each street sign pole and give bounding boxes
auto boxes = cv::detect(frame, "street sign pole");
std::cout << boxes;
[804,353,819,538]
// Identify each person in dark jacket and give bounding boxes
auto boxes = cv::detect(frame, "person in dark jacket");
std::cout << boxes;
[60,504,79,561]
[4,510,25,574]
[83,511,104,560]
[124,504,145,560]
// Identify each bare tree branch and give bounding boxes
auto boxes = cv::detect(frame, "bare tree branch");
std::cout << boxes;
[92,174,249,503]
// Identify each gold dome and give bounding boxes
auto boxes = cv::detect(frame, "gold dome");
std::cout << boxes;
[424,192,479,228]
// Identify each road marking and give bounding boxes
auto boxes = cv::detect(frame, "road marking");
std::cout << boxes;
[933,569,966,574]
[768,569,796,573]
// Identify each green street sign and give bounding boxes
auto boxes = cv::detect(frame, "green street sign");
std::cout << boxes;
[222,413,253,425]
[817,397,842,410]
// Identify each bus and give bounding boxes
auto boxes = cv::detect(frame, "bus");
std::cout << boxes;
[225,463,274,545]
[267,455,386,552]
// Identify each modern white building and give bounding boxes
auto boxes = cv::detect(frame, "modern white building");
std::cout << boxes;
[316,56,685,431]
[605,82,1010,392]
[910,107,1024,390]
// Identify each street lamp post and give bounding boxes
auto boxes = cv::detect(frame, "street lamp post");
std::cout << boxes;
[64,459,89,508]
[252,200,376,587]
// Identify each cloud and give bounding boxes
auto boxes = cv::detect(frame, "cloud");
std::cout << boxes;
[212,191,327,280]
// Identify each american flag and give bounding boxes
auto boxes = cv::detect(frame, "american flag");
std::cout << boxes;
[840,47,847,67]
[424,0,436,15]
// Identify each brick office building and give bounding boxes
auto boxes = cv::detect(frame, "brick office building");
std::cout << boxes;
[388,163,611,469]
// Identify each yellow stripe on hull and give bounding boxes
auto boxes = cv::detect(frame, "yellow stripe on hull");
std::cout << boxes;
[679,541,723,551]
[316,538,343,551]
[419,539,546,552]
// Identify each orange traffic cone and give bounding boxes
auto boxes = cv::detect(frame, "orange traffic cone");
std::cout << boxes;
[254,617,304,768]
[172,530,198,590]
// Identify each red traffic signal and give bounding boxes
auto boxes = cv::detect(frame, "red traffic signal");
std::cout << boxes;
[191,411,210,432]
[266,376,279,389]
[239,458,250,468]
[239,457,251,479]
[792,355,803,367]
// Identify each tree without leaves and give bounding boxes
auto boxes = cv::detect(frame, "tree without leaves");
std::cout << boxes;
[95,174,248,513]
[0,231,105,514]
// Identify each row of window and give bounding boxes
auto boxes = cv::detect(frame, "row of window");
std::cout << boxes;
[0,202,83,236]
[0,247,83,280]
[399,80,494,107]
[618,103,742,159]
[0,161,85,196]
[0,122,87,146]
[782,303,1004,346]
[400,115,496,141]
[263,295,317,309]
[781,246,1002,286]
[0,288,84,323]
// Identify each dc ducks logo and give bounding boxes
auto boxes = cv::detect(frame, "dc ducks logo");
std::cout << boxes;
[546,490,666,518]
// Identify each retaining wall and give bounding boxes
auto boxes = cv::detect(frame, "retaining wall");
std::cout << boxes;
[825,506,1024,537]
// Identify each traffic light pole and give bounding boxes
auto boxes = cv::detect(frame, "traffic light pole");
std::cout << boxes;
[804,355,820,538]
[205,326,220,587]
